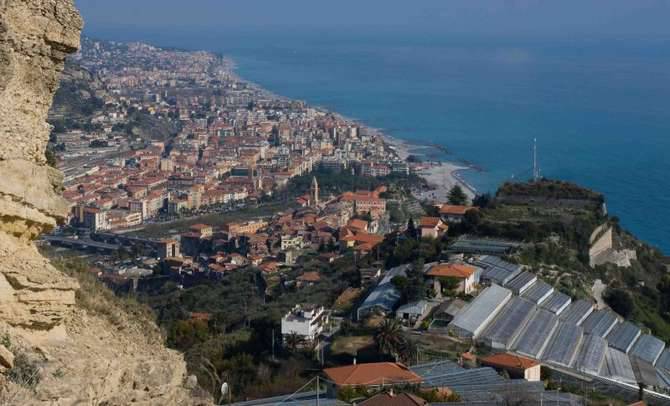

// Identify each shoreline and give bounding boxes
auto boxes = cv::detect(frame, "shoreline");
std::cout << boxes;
[227,51,481,204]
[381,133,477,202]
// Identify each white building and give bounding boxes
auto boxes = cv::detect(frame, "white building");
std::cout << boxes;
[281,235,305,251]
[281,304,328,343]
[83,208,109,232]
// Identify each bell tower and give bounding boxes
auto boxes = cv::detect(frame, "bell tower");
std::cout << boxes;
[310,176,319,207]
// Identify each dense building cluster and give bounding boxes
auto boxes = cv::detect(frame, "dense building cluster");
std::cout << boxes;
[55,38,407,231]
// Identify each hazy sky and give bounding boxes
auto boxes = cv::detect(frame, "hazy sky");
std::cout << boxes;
[76,0,670,41]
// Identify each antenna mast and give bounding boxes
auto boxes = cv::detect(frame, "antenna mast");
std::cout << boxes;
[533,138,539,182]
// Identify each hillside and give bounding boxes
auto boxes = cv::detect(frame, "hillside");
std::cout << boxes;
[470,179,670,340]
[48,61,180,141]
[49,61,105,126]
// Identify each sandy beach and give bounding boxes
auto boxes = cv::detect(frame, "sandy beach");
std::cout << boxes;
[382,134,477,203]
[381,134,413,161]
[416,162,476,202]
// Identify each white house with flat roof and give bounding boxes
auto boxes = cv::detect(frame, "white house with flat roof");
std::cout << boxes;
[281,304,328,343]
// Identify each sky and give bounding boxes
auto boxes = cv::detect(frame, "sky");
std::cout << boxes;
[76,0,670,41]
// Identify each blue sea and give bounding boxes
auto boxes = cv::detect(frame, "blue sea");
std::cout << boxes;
[100,29,670,252]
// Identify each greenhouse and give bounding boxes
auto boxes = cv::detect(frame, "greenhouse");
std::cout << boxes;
[581,309,619,338]
[504,271,537,295]
[513,308,559,359]
[449,284,512,338]
[559,299,594,326]
[573,334,607,375]
[475,255,523,285]
[656,349,670,371]
[479,296,536,350]
[539,290,572,315]
[606,321,641,354]
[601,348,637,384]
[630,334,665,365]
[543,321,584,368]
[521,279,554,305]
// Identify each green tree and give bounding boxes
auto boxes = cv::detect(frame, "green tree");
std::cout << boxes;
[658,275,670,316]
[604,288,634,318]
[222,353,257,398]
[169,319,209,350]
[472,193,492,208]
[374,319,404,360]
[45,147,57,167]
[391,275,409,294]
[439,276,462,294]
[407,218,418,240]
[448,185,468,205]
[389,205,406,224]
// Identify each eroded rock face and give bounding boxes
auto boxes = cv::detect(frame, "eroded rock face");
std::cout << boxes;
[0,0,81,162]
[0,0,79,237]
[0,1,207,404]
[0,0,82,331]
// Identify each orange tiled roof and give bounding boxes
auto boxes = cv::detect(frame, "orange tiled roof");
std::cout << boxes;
[359,392,427,406]
[190,312,211,321]
[480,353,539,370]
[347,219,368,231]
[352,233,384,244]
[419,216,442,228]
[297,271,321,282]
[426,263,475,278]
[323,362,422,386]
[461,352,477,362]
[439,204,473,215]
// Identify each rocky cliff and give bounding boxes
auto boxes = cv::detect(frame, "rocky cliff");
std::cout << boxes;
[0,1,208,404]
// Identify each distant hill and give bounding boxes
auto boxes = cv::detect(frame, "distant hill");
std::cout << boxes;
[48,60,180,141]
[49,60,105,125]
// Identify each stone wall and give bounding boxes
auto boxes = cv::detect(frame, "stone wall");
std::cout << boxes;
[589,223,636,268]
[589,224,613,262]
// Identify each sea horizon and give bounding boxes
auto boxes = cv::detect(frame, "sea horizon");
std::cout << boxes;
[82,28,670,253]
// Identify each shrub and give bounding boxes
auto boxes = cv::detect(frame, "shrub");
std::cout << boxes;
[604,288,634,318]
[8,353,41,390]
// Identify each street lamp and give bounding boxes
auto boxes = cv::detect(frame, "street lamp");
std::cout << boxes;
[220,382,231,405]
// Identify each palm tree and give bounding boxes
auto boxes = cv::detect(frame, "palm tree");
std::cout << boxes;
[374,319,404,360]
[397,338,418,364]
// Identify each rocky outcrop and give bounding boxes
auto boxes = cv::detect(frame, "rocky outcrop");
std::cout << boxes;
[0,0,82,334]
[0,1,208,404]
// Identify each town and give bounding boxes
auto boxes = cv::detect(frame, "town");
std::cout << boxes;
[42,38,670,406]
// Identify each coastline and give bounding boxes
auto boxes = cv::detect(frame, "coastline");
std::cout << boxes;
[381,133,477,202]
[228,53,480,204]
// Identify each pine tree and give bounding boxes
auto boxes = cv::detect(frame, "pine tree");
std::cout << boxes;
[448,185,468,205]
[407,218,417,239]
